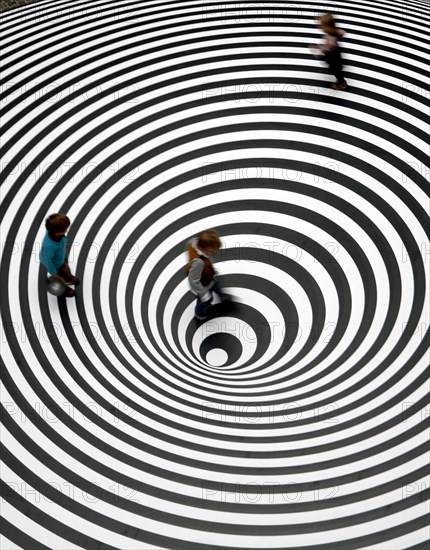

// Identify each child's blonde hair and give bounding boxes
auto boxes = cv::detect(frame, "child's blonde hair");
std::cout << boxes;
[318,13,341,36]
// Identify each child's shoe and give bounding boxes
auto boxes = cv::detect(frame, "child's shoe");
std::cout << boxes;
[331,82,348,90]
[65,288,76,298]
[194,313,208,321]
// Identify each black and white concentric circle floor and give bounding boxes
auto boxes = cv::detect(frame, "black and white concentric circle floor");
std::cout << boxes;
[1,0,429,548]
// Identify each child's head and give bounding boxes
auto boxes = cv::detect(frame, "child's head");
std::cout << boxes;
[45,213,70,236]
[197,229,221,255]
[318,12,337,33]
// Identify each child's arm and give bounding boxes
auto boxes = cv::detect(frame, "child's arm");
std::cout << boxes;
[321,34,337,52]
[188,259,212,301]
[41,245,61,275]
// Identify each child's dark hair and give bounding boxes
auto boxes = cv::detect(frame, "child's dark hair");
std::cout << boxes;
[45,213,70,234]
[197,229,221,252]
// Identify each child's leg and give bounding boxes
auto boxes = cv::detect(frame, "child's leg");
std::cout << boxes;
[211,279,230,301]
[195,296,211,319]
[57,262,79,285]
[333,62,346,85]
[327,50,347,86]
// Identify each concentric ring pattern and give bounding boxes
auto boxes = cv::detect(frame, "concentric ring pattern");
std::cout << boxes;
[1,0,429,548]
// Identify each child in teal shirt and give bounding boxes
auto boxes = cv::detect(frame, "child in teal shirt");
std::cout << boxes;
[40,213,79,297]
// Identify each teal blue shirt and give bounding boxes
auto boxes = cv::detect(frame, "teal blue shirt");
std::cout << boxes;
[39,232,67,275]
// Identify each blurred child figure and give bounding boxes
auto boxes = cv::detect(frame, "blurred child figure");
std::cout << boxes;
[309,13,348,90]
[186,229,229,320]
[39,213,79,297]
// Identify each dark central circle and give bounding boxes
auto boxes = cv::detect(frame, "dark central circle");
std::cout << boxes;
[199,333,243,367]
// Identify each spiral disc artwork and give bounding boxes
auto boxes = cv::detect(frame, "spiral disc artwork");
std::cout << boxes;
[1,0,429,548]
